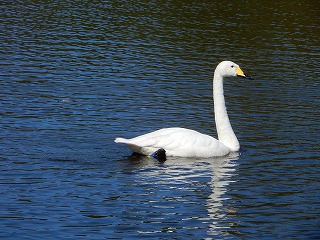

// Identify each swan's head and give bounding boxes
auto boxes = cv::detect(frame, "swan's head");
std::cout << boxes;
[215,61,252,79]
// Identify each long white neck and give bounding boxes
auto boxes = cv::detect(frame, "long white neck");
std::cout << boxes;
[213,72,240,151]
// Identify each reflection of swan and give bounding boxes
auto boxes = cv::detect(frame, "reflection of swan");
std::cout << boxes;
[124,153,239,236]
[205,153,238,226]
[115,61,251,157]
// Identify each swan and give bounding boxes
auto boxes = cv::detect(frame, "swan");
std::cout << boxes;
[115,61,252,158]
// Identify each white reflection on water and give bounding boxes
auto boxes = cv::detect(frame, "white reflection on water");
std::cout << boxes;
[205,152,239,235]
[124,152,239,236]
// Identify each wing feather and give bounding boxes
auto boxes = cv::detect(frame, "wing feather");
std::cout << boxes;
[115,127,230,157]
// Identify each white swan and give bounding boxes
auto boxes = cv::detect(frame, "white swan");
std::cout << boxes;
[115,61,252,158]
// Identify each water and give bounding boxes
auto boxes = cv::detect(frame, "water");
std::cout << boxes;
[1,1,319,239]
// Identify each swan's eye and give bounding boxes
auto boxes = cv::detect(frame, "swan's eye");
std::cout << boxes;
[231,65,234,68]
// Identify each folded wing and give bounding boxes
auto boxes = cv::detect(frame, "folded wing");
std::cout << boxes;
[115,127,230,157]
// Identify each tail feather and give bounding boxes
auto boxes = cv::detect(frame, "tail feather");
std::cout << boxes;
[115,137,156,155]
[114,137,128,143]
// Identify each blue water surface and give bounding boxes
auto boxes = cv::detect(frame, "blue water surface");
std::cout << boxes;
[1,1,319,239]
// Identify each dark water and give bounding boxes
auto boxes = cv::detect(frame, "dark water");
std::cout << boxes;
[1,1,319,239]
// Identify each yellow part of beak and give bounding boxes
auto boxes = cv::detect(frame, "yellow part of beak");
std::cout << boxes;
[236,67,245,77]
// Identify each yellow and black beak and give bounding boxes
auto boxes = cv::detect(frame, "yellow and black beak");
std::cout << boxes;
[236,67,253,79]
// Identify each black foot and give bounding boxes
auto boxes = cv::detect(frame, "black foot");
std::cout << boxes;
[150,148,166,162]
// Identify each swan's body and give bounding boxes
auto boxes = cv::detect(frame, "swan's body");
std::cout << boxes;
[115,127,231,157]
[115,61,251,158]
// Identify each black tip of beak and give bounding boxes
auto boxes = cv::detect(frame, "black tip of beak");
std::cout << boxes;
[239,74,253,80]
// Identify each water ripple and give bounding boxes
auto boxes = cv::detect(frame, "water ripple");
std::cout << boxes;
[1,0,320,239]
